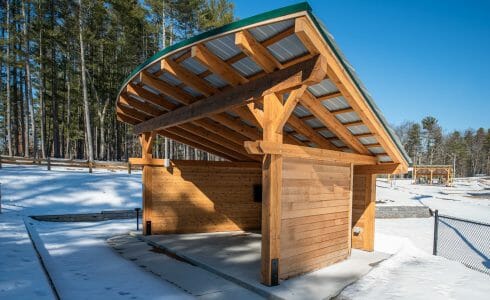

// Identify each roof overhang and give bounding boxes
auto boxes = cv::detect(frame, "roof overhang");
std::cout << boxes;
[116,2,411,173]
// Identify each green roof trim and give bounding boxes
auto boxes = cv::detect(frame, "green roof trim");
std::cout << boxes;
[118,1,411,165]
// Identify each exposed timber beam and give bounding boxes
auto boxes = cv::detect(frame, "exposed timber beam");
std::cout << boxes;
[126,84,177,111]
[273,85,307,133]
[117,105,150,122]
[354,163,406,174]
[161,59,219,97]
[287,114,338,150]
[244,141,377,165]
[134,55,328,134]
[119,94,163,117]
[300,90,370,154]
[294,16,406,166]
[191,44,247,86]
[235,29,282,73]
[140,71,193,105]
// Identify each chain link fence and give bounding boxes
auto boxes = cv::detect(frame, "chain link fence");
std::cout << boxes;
[433,210,490,275]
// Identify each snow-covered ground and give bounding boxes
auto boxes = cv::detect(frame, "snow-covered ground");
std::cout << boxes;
[0,165,190,300]
[1,165,489,300]
[377,177,490,223]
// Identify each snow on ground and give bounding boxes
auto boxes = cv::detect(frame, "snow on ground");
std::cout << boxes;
[339,235,490,300]
[377,177,490,223]
[0,164,191,300]
[2,165,489,300]
[28,218,192,300]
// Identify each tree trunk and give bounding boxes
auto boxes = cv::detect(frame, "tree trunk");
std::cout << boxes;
[78,0,94,162]
[50,0,60,157]
[22,0,36,158]
[5,0,12,156]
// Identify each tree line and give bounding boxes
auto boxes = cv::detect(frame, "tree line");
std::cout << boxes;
[395,117,490,177]
[0,0,234,161]
[1,1,489,177]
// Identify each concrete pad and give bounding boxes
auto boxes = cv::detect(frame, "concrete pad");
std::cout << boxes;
[108,234,263,299]
[140,231,391,300]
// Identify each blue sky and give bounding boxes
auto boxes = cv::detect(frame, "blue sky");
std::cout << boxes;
[233,0,490,131]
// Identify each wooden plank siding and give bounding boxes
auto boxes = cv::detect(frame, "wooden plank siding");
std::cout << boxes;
[279,157,352,279]
[351,173,376,251]
[144,161,262,234]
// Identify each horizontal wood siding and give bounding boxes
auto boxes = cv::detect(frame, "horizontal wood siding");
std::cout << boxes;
[280,157,352,279]
[351,173,376,251]
[146,160,261,234]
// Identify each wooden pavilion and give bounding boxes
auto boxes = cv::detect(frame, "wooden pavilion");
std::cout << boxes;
[413,165,454,186]
[116,3,411,286]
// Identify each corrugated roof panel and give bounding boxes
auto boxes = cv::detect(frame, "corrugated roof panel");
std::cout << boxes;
[359,136,378,145]
[308,79,338,97]
[378,155,393,163]
[159,72,182,86]
[162,95,182,107]
[204,74,228,88]
[205,34,241,60]
[293,105,311,117]
[241,119,255,127]
[226,111,239,118]
[147,63,160,74]
[142,84,160,95]
[331,139,346,147]
[304,118,324,129]
[308,142,317,148]
[336,111,361,123]
[318,129,335,138]
[182,86,202,97]
[267,35,308,63]
[293,133,309,142]
[232,57,262,77]
[248,19,294,42]
[181,58,207,75]
[170,50,188,61]
[348,125,370,135]
[322,96,349,111]
[284,124,294,133]
[343,148,354,153]
[368,146,386,154]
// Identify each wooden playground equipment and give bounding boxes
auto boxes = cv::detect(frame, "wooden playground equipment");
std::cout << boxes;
[413,165,454,186]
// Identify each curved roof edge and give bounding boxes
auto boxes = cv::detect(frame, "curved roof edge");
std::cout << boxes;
[117,1,411,165]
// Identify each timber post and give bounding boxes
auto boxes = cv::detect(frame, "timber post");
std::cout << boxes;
[138,131,156,235]
[261,92,284,286]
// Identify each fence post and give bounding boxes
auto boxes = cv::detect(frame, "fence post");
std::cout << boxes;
[433,209,439,255]
[88,161,93,173]
[47,156,51,171]
[135,208,141,230]
[128,162,131,175]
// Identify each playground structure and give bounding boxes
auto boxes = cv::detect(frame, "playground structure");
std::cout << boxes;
[413,165,454,186]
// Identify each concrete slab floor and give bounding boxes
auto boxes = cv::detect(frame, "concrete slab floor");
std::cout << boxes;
[138,231,391,300]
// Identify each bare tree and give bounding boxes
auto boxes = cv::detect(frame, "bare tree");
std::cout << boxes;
[78,0,94,162]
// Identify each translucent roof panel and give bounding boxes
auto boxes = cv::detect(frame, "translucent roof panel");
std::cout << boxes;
[304,118,324,129]
[232,57,262,77]
[308,79,339,97]
[318,129,335,138]
[181,58,207,75]
[368,146,386,154]
[293,133,308,142]
[159,72,182,86]
[322,96,350,111]
[204,34,241,60]
[293,105,311,118]
[378,155,393,163]
[331,139,346,147]
[204,74,228,88]
[284,124,294,133]
[147,63,160,74]
[348,125,370,135]
[182,86,202,98]
[359,136,378,145]
[267,35,308,63]
[336,111,361,123]
[248,19,294,42]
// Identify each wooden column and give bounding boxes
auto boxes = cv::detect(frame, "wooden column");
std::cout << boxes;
[261,93,283,286]
[351,171,376,251]
[430,169,433,185]
[140,131,156,235]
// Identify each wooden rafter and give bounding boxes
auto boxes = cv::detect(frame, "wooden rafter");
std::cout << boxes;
[191,44,247,86]
[244,141,377,165]
[287,114,338,150]
[235,29,282,73]
[134,55,328,134]
[140,71,193,105]
[294,15,406,165]
[300,91,370,154]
